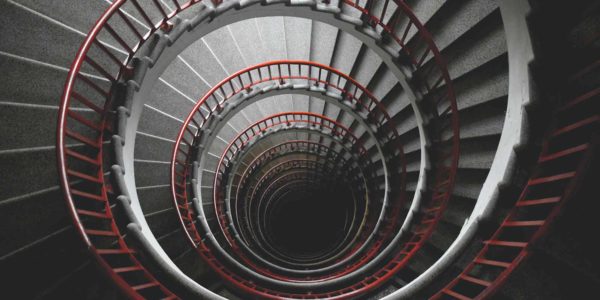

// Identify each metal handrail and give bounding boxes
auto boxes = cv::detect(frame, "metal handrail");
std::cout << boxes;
[231,140,369,268]
[169,61,406,286]
[57,0,220,298]
[233,143,366,263]
[56,0,460,298]
[166,0,462,294]
[174,112,389,285]
[218,114,369,268]
[228,128,375,272]
[431,63,599,300]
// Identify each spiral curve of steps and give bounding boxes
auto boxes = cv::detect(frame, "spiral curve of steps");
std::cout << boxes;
[0,0,598,299]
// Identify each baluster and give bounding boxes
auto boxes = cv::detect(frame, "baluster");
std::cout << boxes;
[130,0,155,29]
[117,10,143,40]
[104,24,134,54]
[151,0,168,19]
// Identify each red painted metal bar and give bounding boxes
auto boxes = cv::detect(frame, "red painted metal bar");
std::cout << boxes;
[171,113,381,298]
[169,0,461,295]
[176,111,376,282]
[168,66,436,300]
[169,61,406,279]
[57,0,460,298]
[233,140,368,264]
[430,65,599,300]
[57,0,222,298]
[234,145,365,265]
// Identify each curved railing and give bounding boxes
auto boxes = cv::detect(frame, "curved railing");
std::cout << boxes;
[249,162,358,262]
[167,63,446,299]
[232,143,365,263]
[231,138,377,272]
[56,0,223,298]
[173,111,378,281]
[169,60,405,282]
[214,113,374,276]
[231,140,369,269]
[58,0,460,298]
[431,59,599,300]
[247,158,360,254]
[234,140,369,274]
[165,0,462,293]
[172,112,387,298]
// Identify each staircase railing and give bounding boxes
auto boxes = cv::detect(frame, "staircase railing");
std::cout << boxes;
[231,140,369,270]
[164,0,463,293]
[57,0,220,298]
[58,0,460,298]
[174,112,382,298]
[431,60,599,300]
[245,158,360,261]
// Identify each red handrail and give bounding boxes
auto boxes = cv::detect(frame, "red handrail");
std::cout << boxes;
[176,111,379,278]
[56,0,460,298]
[168,0,461,296]
[57,0,219,298]
[431,66,599,300]
[169,60,408,287]
[173,111,400,298]
[233,140,369,267]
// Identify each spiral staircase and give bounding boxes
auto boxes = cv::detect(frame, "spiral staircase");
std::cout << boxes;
[0,0,598,299]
